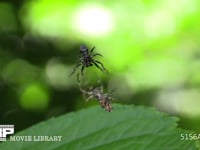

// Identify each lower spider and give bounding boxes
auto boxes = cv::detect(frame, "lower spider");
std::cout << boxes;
[78,78,114,112]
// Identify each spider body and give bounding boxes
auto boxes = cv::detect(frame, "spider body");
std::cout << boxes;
[70,45,108,76]
[79,45,92,67]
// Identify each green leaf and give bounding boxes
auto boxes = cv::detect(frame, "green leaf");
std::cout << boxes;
[0,104,197,150]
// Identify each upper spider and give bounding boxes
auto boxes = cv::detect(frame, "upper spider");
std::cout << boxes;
[70,45,108,76]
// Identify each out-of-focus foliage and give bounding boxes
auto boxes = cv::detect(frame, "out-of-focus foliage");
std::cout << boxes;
[0,0,200,133]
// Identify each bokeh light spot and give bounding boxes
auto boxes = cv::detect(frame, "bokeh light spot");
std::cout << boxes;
[154,89,200,118]
[125,58,187,90]
[45,58,74,89]
[20,83,50,112]
[72,5,114,36]
[2,59,41,85]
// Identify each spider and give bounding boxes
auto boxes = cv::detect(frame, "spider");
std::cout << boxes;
[70,45,108,76]
[78,79,114,112]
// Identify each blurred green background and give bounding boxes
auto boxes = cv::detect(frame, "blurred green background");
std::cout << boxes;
[1,0,200,133]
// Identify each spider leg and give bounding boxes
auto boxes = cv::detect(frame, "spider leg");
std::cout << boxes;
[77,72,82,84]
[78,78,94,100]
[108,88,116,96]
[90,46,95,53]
[79,85,88,94]
[92,61,104,72]
[86,95,94,102]
[93,60,109,73]
[105,103,112,112]
[69,62,81,76]
[78,80,92,96]
[80,88,91,98]
[81,65,85,76]
[93,53,103,57]
[105,91,115,101]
